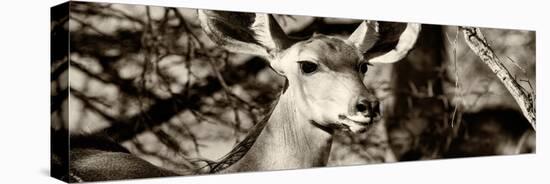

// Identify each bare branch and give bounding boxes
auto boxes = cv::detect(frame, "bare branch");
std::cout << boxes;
[445,28,462,128]
[460,27,535,130]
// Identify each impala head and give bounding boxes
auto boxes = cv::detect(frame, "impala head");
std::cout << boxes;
[199,10,420,133]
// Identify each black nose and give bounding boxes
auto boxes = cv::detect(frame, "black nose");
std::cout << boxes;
[355,99,380,117]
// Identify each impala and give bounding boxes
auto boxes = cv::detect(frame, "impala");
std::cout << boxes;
[66,9,420,182]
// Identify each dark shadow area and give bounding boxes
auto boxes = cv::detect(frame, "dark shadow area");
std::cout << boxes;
[444,108,534,158]
[51,1,70,182]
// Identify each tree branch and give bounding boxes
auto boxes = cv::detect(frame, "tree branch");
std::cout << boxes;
[460,26,536,130]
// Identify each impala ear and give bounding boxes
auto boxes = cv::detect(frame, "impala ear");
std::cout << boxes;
[347,20,379,54]
[198,10,293,59]
[348,21,421,64]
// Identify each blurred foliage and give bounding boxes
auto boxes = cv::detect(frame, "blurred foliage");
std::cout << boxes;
[66,2,284,173]
[52,1,536,174]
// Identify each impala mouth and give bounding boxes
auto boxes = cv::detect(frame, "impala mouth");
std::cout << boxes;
[338,114,380,133]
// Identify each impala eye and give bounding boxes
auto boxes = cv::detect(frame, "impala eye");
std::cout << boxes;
[358,62,370,74]
[298,61,319,74]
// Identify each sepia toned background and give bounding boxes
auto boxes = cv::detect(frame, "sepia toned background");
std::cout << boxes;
[51,1,535,176]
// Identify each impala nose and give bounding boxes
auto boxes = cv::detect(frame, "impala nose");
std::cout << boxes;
[355,99,380,118]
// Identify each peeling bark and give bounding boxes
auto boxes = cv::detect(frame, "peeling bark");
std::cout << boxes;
[460,27,536,130]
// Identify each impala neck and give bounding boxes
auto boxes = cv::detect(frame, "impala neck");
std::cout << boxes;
[222,88,333,173]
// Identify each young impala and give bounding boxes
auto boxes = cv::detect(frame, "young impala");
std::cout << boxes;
[66,9,420,181]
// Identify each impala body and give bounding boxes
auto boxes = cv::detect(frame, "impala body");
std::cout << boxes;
[198,10,420,173]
